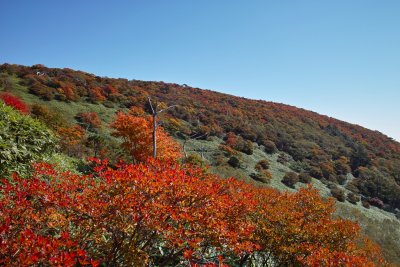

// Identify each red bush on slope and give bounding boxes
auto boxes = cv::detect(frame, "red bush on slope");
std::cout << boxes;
[0,160,255,266]
[0,159,386,266]
[0,92,29,114]
[75,111,102,129]
[0,172,96,266]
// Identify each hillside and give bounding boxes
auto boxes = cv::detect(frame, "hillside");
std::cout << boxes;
[1,63,400,264]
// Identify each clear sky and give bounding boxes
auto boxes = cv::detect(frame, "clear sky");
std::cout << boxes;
[1,0,399,141]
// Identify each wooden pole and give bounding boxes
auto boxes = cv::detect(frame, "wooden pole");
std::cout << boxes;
[148,96,177,159]
[152,113,157,158]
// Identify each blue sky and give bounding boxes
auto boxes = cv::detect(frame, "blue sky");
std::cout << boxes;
[1,0,399,141]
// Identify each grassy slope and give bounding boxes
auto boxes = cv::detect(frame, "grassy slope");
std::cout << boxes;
[2,75,400,264]
[6,75,119,125]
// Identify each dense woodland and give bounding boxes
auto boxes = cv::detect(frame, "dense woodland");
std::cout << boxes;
[1,63,400,266]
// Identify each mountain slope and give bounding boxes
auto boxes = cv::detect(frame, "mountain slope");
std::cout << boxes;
[1,63,399,208]
[1,63,400,263]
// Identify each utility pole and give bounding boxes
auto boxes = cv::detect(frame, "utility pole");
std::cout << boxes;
[147,97,177,158]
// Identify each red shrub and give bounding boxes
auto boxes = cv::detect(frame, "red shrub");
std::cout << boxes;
[0,160,386,266]
[0,172,97,266]
[76,112,102,129]
[88,87,106,102]
[0,92,29,114]
[0,160,256,266]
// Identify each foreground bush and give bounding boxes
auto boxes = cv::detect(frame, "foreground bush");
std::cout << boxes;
[0,103,57,177]
[0,160,256,266]
[0,160,386,266]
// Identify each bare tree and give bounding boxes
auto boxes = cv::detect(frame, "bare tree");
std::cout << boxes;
[147,97,177,158]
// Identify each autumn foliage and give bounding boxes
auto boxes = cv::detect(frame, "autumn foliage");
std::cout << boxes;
[0,160,254,266]
[110,111,182,162]
[0,92,29,114]
[0,172,97,266]
[75,112,102,129]
[250,186,386,266]
[88,87,106,102]
[0,64,394,265]
[2,63,400,211]
[57,125,86,156]
[0,159,386,266]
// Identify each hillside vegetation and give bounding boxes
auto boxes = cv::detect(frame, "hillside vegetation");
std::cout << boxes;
[1,63,399,210]
[1,63,400,265]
